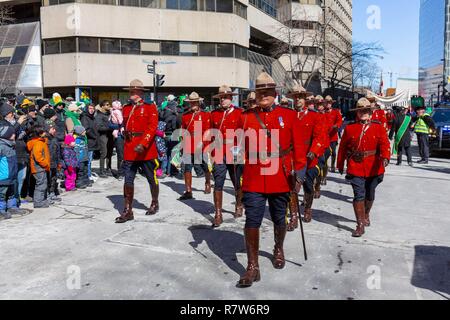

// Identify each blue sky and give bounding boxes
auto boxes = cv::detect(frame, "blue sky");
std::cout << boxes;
[353,0,420,87]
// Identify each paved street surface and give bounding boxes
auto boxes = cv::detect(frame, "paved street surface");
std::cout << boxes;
[1,147,449,300]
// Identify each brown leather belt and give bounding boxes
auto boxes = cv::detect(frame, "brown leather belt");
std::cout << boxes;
[348,150,378,162]
[124,131,143,137]
[248,146,293,159]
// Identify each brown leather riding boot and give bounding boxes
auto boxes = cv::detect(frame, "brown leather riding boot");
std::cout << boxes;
[115,185,134,223]
[364,200,374,227]
[212,190,223,228]
[314,177,321,199]
[352,200,366,237]
[204,171,212,194]
[321,165,328,186]
[272,226,287,269]
[146,184,159,215]
[287,192,299,232]
[330,155,336,173]
[303,192,314,223]
[238,228,260,288]
[234,189,244,218]
[179,172,193,200]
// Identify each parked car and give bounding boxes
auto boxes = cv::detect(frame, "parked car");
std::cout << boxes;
[430,107,450,155]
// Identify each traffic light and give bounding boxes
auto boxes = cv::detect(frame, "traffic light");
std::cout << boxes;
[156,74,165,87]
[411,95,425,108]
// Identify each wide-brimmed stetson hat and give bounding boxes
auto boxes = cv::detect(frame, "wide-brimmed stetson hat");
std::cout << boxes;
[315,95,325,104]
[287,84,312,98]
[325,95,336,103]
[184,91,204,102]
[123,79,150,91]
[243,92,256,104]
[213,85,238,99]
[252,72,283,91]
[350,98,376,112]
[366,92,377,103]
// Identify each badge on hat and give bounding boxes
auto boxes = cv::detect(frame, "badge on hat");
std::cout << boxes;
[279,116,285,128]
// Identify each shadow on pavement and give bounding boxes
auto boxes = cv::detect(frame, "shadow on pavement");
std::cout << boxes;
[188,225,247,276]
[320,190,353,203]
[161,180,204,196]
[411,246,450,300]
[107,194,148,212]
[312,209,355,234]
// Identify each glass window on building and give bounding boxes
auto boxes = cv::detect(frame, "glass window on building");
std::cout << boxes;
[79,37,99,53]
[199,43,216,56]
[141,41,161,55]
[100,38,121,54]
[234,1,247,19]
[4,25,21,46]
[0,48,15,65]
[217,43,233,57]
[60,38,76,53]
[10,46,28,65]
[179,0,197,10]
[217,0,233,13]
[165,0,179,9]
[141,0,159,7]
[121,39,140,54]
[234,45,248,60]
[180,42,198,56]
[198,0,215,11]
[119,0,140,7]
[161,41,180,55]
[44,39,60,55]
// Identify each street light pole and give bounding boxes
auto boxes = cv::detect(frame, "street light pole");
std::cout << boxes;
[153,59,157,105]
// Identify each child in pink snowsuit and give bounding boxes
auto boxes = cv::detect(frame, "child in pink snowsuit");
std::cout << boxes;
[110,100,124,138]
[62,135,78,191]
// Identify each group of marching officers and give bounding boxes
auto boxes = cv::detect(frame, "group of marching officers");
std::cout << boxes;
[115,72,391,288]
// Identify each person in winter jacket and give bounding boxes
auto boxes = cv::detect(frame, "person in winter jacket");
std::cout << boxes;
[35,99,50,127]
[54,101,67,143]
[110,100,125,179]
[0,104,20,219]
[65,102,83,135]
[62,135,78,192]
[27,125,51,208]
[73,125,90,189]
[95,101,114,177]
[80,103,99,179]
[155,121,167,178]
[159,98,181,176]
[45,120,62,201]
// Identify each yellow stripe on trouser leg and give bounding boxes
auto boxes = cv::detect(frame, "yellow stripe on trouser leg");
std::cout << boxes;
[154,159,159,185]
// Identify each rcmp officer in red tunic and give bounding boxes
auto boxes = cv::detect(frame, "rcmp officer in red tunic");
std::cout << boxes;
[285,84,311,230]
[210,85,244,227]
[313,95,331,198]
[367,93,387,129]
[337,98,391,237]
[288,94,327,228]
[178,92,212,200]
[115,79,160,223]
[237,72,300,288]
[325,95,343,173]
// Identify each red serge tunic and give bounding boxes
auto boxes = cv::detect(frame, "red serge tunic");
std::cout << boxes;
[181,111,211,155]
[210,106,243,163]
[337,121,391,178]
[239,106,296,194]
[327,108,343,142]
[372,109,387,127]
[293,109,327,170]
[123,102,158,161]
